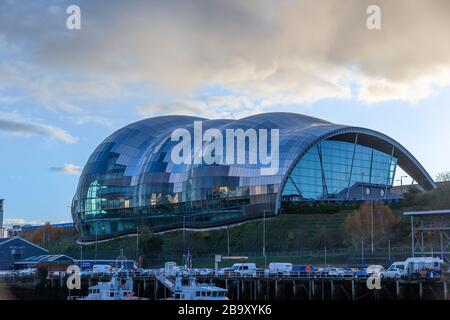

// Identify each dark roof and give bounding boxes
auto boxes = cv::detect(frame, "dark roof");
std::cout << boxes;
[0,237,48,252]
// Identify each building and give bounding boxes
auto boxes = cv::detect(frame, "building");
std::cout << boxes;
[0,237,48,270]
[6,225,23,238]
[14,254,75,272]
[72,113,436,241]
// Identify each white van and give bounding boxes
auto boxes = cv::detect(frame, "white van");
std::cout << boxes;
[228,263,257,277]
[268,263,292,276]
[404,257,444,276]
[92,264,113,274]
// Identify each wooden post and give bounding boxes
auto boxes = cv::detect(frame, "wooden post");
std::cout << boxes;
[292,280,296,298]
[444,281,448,300]
[351,280,355,300]
[396,280,400,299]
[322,280,325,301]
[419,281,423,300]
[330,280,335,300]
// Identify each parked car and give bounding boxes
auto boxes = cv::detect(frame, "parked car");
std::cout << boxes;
[221,263,257,277]
[268,263,292,276]
[326,268,344,277]
[380,267,406,279]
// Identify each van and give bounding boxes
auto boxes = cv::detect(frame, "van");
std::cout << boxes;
[404,257,444,276]
[228,263,257,277]
[268,263,292,276]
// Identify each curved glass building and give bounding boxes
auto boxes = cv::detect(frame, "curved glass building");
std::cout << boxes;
[72,113,436,241]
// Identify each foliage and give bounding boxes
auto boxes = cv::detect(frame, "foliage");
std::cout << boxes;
[23,222,64,249]
[436,171,450,182]
[343,201,396,249]
[139,228,163,258]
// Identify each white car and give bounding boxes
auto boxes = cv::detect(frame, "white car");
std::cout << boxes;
[327,268,345,277]
[380,267,406,279]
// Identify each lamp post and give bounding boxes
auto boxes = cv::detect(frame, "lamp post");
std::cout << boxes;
[371,200,374,255]
[263,210,269,269]
[227,225,230,255]
[361,240,365,267]
[397,175,408,187]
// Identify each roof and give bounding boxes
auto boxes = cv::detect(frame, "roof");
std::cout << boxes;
[15,254,74,265]
[0,236,49,252]
[73,112,436,223]
[403,209,450,216]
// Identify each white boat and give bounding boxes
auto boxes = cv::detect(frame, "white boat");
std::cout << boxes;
[70,271,147,300]
[166,276,228,300]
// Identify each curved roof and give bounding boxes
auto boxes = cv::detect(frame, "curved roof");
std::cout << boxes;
[73,112,435,221]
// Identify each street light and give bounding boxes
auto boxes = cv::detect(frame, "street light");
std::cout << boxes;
[397,175,408,187]
[361,240,365,267]
[263,210,270,269]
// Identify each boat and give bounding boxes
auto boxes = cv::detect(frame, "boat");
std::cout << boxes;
[165,276,228,300]
[69,270,147,300]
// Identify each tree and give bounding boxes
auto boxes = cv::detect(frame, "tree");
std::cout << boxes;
[139,228,163,258]
[344,202,396,249]
[436,171,450,182]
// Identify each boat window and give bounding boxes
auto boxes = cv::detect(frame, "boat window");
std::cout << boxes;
[110,292,114,297]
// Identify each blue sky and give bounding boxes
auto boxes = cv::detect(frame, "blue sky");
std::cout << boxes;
[1,0,449,225]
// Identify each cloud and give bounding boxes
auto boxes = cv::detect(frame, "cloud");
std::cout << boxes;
[137,95,262,119]
[0,115,78,143]
[50,164,82,175]
[1,0,450,108]
[3,218,44,226]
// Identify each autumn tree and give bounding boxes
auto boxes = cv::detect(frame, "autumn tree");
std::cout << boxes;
[436,171,450,182]
[344,202,396,249]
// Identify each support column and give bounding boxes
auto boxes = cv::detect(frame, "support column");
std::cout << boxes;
[396,280,400,300]
[330,280,335,300]
[444,281,448,300]
[351,280,355,300]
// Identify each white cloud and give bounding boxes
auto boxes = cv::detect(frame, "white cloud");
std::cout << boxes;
[50,164,82,175]
[0,114,78,144]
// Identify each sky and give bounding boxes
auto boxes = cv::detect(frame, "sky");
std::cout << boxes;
[0,0,450,225]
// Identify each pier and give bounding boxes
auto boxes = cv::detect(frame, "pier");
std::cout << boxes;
[2,272,448,300]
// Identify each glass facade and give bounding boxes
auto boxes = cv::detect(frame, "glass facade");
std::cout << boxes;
[72,113,433,241]
[282,139,397,201]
